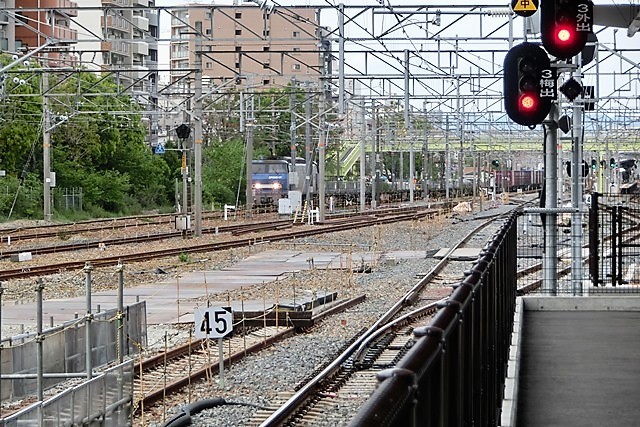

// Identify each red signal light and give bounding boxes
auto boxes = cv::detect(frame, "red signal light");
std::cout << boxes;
[503,43,553,127]
[519,94,538,111]
[540,0,593,59]
[556,27,572,43]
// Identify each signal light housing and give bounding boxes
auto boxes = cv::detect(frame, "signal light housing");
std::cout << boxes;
[541,0,593,59]
[503,42,555,127]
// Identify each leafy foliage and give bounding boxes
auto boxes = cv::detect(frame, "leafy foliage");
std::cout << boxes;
[0,63,335,221]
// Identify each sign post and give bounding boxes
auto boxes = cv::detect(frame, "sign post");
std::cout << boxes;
[194,306,233,387]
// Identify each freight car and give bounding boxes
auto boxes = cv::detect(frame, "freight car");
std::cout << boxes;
[493,170,543,191]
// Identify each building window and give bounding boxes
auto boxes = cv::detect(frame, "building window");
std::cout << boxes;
[236,46,242,52]
[263,79,270,85]
[235,12,242,19]
[235,62,240,69]
[292,63,301,71]
[263,46,270,52]
[263,29,270,37]
[206,62,212,69]
[235,29,242,36]
[293,47,300,52]
[292,31,300,38]
[206,28,211,35]
[263,62,270,69]
[206,12,212,19]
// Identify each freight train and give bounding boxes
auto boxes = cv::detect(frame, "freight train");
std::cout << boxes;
[251,157,543,206]
[251,158,317,205]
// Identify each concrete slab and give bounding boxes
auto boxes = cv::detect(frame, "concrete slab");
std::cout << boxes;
[432,247,482,261]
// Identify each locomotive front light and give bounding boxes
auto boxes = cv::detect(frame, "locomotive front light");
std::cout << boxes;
[253,183,263,189]
[272,182,282,190]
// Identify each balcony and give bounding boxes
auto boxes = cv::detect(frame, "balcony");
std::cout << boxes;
[102,15,131,33]
[52,26,78,43]
[60,0,78,17]
[101,39,130,55]
[147,12,159,27]
[102,0,132,6]
[133,15,149,32]
[171,47,189,59]
[131,41,148,56]
[130,64,150,79]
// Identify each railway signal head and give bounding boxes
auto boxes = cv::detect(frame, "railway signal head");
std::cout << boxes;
[540,0,593,59]
[176,123,191,140]
[503,42,555,127]
[591,158,597,171]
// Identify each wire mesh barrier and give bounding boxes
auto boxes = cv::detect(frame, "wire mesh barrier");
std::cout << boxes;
[2,361,134,426]
[0,302,146,401]
[349,212,518,426]
[589,192,640,290]
[516,192,640,294]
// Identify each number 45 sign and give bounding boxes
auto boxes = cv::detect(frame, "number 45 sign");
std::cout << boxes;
[194,307,233,339]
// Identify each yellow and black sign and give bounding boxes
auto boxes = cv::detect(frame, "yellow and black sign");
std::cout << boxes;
[511,0,539,17]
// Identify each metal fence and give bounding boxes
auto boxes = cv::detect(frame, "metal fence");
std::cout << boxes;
[0,302,146,401]
[515,191,640,294]
[2,361,134,426]
[588,192,640,289]
[54,187,84,211]
[349,212,517,426]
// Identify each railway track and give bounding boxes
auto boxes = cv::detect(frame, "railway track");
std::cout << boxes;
[249,209,511,426]
[0,201,524,425]
[0,208,442,281]
[135,294,365,421]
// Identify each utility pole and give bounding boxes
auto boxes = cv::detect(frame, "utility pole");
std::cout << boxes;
[571,55,585,295]
[318,113,326,220]
[43,67,52,222]
[338,3,345,117]
[304,82,312,203]
[193,21,203,236]
[445,115,451,199]
[360,100,367,211]
[422,101,429,200]
[544,104,560,295]
[371,106,379,209]
[289,77,297,165]
[245,80,255,218]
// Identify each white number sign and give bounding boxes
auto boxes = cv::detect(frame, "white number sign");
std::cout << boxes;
[194,307,233,339]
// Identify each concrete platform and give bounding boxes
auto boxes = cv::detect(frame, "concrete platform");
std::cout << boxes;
[513,297,640,427]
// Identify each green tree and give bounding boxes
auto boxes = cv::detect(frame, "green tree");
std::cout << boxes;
[0,55,42,177]
[202,137,247,206]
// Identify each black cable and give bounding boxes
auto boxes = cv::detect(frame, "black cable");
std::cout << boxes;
[160,398,270,427]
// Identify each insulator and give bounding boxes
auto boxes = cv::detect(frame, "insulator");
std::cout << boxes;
[487,8,513,17]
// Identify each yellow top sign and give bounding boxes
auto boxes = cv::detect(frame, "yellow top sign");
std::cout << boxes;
[512,0,538,16]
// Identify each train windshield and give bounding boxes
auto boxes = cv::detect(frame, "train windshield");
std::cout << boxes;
[252,162,289,174]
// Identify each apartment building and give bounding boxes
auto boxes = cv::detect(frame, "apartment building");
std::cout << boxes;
[170,5,328,89]
[71,0,159,93]
[72,0,160,143]
[0,0,78,67]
